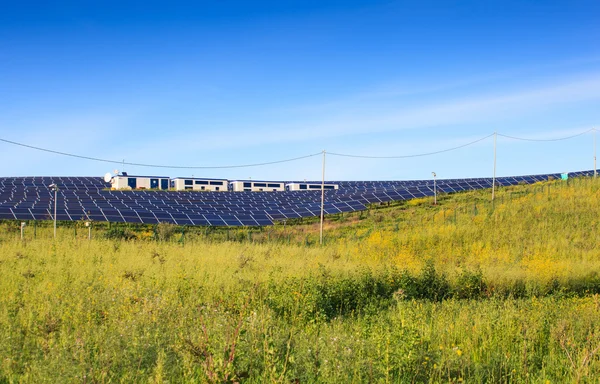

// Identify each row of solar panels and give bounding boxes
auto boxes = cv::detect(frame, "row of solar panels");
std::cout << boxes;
[0,172,565,191]
[0,198,364,225]
[0,170,595,226]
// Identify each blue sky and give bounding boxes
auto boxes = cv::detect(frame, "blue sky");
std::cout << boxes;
[1,0,599,181]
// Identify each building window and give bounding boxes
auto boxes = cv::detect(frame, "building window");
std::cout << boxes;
[128,178,137,189]
[210,181,223,185]
[243,182,251,188]
[300,184,307,190]
[195,180,208,185]
[184,180,193,186]
[267,183,280,188]
[255,183,266,187]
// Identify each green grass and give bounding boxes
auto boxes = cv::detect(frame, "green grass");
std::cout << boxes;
[1,178,600,382]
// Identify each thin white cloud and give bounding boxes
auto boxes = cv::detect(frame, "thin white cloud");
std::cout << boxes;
[154,72,600,151]
[2,72,599,178]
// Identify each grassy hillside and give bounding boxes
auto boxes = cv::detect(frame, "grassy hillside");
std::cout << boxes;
[1,178,600,382]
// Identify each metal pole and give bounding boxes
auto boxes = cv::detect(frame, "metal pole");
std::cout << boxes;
[492,132,497,201]
[594,128,597,178]
[53,186,58,239]
[432,172,437,205]
[320,150,326,245]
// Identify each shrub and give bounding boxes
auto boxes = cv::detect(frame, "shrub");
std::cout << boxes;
[103,227,136,240]
[156,222,178,241]
[454,269,486,299]
[416,260,450,301]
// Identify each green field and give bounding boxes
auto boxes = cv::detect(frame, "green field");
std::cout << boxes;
[1,178,600,383]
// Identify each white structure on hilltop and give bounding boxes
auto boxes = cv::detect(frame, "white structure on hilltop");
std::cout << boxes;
[229,180,285,192]
[109,173,170,190]
[286,182,338,191]
[172,177,228,192]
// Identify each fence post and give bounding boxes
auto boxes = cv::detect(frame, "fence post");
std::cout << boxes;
[179,226,185,246]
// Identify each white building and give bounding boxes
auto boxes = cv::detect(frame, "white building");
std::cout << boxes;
[110,174,170,190]
[172,177,228,192]
[286,182,339,191]
[230,180,285,192]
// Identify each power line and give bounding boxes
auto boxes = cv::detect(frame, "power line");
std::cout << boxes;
[497,128,595,142]
[328,133,495,159]
[1,127,595,168]
[0,138,322,169]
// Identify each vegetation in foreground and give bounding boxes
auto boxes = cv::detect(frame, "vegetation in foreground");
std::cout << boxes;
[1,178,600,382]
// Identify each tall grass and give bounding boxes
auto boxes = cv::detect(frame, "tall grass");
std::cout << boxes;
[1,178,600,382]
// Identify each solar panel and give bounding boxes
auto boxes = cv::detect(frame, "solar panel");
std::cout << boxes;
[204,215,227,226]
[105,214,126,222]
[267,211,286,221]
[236,216,259,226]
[0,211,15,220]
[139,216,158,224]
[0,171,592,227]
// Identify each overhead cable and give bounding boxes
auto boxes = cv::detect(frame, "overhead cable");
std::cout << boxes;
[328,133,495,159]
[497,128,595,142]
[1,127,595,168]
[0,138,322,169]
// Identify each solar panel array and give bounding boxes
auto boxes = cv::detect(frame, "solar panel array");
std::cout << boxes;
[0,170,595,226]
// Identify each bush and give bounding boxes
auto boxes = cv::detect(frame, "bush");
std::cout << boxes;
[156,222,178,241]
[267,266,404,322]
[454,269,486,299]
[103,227,136,240]
[416,260,450,301]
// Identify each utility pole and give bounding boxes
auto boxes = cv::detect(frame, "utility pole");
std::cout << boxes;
[492,132,497,201]
[594,128,597,178]
[320,150,326,245]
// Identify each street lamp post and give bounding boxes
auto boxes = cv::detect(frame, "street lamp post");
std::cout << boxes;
[320,150,326,245]
[49,184,58,239]
[432,172,437,205]
[492,132,497,201]
[594,128,597,178]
